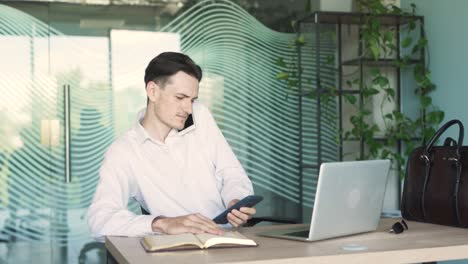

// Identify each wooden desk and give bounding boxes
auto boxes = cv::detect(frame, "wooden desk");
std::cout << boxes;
[105,218,468,264]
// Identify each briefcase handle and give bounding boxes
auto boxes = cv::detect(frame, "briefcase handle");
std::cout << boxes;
[418,119,464,226]
[424,119,464,159]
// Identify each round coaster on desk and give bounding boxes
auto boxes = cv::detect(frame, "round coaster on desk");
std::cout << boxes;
[341,243,368,251]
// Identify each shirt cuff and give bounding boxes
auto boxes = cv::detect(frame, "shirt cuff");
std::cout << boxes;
[140,215,159,235]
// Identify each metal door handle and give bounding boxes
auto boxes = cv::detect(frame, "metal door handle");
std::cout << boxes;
[64,84,71,183]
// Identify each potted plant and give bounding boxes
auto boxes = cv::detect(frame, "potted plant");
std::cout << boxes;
[276,0,444,179]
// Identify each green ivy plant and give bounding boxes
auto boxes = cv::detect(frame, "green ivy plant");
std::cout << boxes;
[350,0,444,178]
[276,0,444,179]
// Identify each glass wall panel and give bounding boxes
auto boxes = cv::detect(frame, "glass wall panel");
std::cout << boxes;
[0,1,338,263]
[163,0,304,219]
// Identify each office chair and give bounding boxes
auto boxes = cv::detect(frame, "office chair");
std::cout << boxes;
[78,241,106,264]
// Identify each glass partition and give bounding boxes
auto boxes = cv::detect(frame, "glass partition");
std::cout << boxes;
[0,1,338,263]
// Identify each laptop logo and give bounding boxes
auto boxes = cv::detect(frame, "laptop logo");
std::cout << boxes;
[347,189,360,209]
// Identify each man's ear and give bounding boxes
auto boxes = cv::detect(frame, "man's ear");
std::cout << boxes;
[146,81,160,103]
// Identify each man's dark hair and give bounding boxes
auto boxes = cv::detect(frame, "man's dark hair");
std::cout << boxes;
[144,52,202,88]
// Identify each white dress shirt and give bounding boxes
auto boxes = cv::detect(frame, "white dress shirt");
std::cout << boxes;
[87,102,253,241]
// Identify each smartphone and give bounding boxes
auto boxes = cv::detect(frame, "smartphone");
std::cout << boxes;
[213,195,263,224]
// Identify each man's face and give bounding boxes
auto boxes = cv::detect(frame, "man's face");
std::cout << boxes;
[148,71,199,131]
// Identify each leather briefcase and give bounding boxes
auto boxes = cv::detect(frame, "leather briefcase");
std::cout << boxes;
[401,119,468,227]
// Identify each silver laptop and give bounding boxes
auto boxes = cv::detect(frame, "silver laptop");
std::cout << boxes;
[258,159,391,242]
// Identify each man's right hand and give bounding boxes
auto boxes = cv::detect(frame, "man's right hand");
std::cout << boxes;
[151,213,224,236]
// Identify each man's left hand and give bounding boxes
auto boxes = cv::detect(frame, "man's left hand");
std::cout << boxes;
[226,199,257,227]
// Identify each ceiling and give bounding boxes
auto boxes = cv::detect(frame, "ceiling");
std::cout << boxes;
[1,0,308,36]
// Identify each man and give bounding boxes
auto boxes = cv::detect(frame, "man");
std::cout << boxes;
[88,52,256,241]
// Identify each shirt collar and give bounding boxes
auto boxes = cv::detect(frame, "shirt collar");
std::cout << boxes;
[134,108,196,144]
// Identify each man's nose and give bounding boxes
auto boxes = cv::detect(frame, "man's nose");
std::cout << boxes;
[183,100,193,114]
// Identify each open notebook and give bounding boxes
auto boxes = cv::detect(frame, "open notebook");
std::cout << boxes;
[141,231,257,252]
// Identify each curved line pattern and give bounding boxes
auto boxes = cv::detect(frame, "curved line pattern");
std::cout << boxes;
[0,0,338,244]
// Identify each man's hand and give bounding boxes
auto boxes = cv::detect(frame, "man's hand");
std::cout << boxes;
[226,199,257,227]
[152,214,224,235]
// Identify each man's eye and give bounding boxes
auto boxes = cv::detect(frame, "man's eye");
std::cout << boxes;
[176,96,184,100]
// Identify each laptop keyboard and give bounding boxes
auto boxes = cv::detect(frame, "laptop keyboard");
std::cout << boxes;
[284,230,310,238]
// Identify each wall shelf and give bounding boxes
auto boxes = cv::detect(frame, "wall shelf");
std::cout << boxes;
[296,11,425,213]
